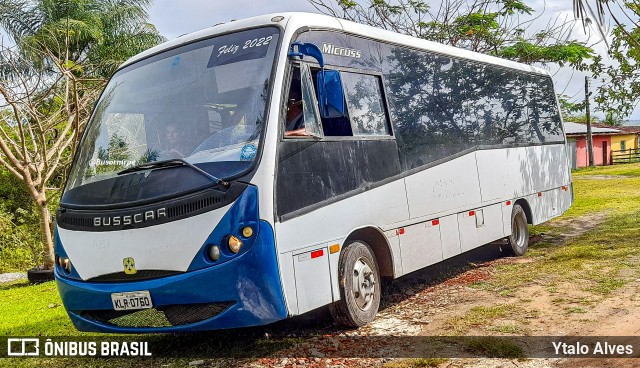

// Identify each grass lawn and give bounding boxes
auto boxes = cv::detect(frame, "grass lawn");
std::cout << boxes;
[475,163,640,295]
[0,280,79,336]
[1,163,640,367]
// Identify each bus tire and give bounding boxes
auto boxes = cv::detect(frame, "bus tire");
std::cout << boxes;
[506,204,529,256]
[330,241,381,328]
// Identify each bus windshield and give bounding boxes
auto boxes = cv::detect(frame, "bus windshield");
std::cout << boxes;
[63,27,280,207]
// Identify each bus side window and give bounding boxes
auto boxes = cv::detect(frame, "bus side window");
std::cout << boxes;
[341,72,391,136]
[310,69,391,137]
[310,68,352,137]
[284,64,323,138]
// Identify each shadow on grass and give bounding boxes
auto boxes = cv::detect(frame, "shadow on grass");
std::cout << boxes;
[0,279,31,292]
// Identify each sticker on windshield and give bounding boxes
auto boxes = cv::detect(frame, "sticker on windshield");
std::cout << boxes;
[240,144,257,161]
[207,28,277,67]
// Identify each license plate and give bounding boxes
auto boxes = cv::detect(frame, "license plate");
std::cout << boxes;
[111,291,153,311]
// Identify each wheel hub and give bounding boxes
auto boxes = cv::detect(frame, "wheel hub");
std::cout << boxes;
[352,258,376,311]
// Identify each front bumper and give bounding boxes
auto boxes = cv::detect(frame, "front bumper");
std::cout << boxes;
[55,220,288,333]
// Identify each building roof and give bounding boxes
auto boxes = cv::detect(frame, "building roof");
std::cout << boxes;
[615,125,640,134]
[564,122,621,135]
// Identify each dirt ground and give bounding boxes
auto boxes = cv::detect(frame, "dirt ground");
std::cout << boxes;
[245,211,640,368]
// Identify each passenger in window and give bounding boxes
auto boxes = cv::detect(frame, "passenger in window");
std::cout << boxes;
[160,123,189,159]
[284,77,308,137]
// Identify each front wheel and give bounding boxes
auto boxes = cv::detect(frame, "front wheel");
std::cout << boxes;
[506,203,529,256]
[330,241,381,328]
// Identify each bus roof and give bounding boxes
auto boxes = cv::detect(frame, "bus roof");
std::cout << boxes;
[121,12,549,76]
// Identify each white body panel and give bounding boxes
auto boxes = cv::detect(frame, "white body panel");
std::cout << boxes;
[292,244,333,312]
[399,220,443,274]
[275,179,408,315]
[404,153,482,219]
[58,205,231,280]
[274,146,572,315]
[457,204,506,253]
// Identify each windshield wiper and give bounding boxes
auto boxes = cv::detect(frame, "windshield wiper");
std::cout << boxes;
[117,159,229,188]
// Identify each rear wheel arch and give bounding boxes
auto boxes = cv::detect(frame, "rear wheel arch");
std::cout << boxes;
[343,226,394,278]
[515,199,533,225]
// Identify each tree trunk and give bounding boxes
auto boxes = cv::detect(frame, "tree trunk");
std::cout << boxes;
[37,201,55,270]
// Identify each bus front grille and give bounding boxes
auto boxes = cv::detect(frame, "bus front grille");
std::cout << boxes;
[87,270,182,282]
[80,302,235,328]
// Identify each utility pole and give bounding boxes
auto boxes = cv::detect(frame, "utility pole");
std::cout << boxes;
[585,76,594,167]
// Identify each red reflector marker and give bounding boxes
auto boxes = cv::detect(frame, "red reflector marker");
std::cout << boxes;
[538,192,542,197]
[311,249,324,259]
[469,211,475,216]
[432,219,440,226]
[562,186,568,191]
[398,228,405,235]
[506,200,512,206]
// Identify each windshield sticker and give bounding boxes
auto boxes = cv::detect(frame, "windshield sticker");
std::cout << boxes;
[91,159,137,167]
[322,43,362,59]
[240,144,257,161]
[208,29,276,68]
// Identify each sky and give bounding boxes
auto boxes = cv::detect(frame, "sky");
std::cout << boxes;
[147,0,639,120]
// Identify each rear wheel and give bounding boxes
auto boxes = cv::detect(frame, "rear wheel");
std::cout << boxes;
[330,241,381,328]
[506,203,529,256]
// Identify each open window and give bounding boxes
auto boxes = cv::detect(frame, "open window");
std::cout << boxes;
[284,64,323,138]
[283,62,392,139]
[310,68,391,137]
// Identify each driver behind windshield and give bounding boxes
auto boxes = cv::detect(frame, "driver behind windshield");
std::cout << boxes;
[159,123,189,159]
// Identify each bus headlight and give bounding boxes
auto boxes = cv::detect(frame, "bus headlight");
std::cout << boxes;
[63,259,72,273]
[208,245,221,261]
[227,235,243,253]
[56,255,72,274]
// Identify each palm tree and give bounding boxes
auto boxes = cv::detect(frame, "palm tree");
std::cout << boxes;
[0,0,165,77]
[573,0,640,48]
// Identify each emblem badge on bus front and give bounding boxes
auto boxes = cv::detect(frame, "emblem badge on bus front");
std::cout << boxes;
[123,257,137,275]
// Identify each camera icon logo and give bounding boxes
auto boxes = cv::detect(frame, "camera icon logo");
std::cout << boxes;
[7,338,39,356]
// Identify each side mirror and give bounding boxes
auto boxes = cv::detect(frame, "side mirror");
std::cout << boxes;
[288,42,346,119]
[317,70,345,118]
[288,42,325,68]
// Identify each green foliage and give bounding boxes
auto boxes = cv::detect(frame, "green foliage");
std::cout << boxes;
[0,168,43,272]
[0,0,166,78]
[498,41,594,68]
[593,14,640,119]
[603,111,624,126]
[0,0,164,270]
[557,94,596,123]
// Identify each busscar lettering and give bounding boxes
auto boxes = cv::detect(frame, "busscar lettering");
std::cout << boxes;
[93,208,167,227]
[322,43,362,59]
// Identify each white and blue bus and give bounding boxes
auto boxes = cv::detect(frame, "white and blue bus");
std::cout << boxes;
[55,12,572,332]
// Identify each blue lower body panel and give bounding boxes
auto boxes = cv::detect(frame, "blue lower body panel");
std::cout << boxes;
[55,221,288,333]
